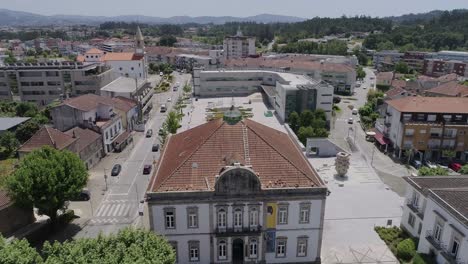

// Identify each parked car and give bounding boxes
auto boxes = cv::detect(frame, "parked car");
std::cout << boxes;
[449,162,462,172]
[146,129,153,138]
[71,188,90,201]
[159,72,163,76]
[333,96,341,104]
[173,86,178,91]
[167,97,172,102]
[352,108,358,115]
[424,160,437,169]
[152,144,160,152]
[143,164,152,174]
[158,128,164,136]
[160,104,167,113]
[411,159,422,169]
[111,164,122,176]
[348,118,354,124]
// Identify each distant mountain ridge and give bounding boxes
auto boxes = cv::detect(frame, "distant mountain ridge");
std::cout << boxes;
[0,9,306,26]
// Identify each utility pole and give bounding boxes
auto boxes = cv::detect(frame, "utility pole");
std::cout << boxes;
[103,168,108,191]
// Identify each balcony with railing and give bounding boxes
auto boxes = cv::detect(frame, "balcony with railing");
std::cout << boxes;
[425,230,443,250]
[440,245,462,264]
[406,199,424,219]
[214,225,262,236]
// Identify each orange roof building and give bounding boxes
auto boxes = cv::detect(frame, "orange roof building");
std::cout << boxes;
[146,117,327,263]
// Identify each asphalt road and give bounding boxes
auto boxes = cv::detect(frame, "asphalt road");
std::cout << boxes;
[73,73,191,238]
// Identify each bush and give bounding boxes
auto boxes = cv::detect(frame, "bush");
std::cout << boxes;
[413,253,425,264]
[396,238,416,261]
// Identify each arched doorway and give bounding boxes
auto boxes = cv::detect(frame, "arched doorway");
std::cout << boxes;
[232,238,244,264]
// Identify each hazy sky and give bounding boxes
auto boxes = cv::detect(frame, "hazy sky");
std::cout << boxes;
[2,0,468,18]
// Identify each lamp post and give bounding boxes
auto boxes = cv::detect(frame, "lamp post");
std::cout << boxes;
[103,168,108,191]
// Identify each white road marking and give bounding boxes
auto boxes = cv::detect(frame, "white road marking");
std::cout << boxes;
[99,204,112,217]
[110,204,120,216]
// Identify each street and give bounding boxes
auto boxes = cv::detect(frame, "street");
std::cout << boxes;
[68,73,191,238]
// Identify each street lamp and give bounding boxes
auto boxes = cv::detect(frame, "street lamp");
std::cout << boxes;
[103,168,108,192]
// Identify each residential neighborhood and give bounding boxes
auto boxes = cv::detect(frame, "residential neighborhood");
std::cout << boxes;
[0,2,468,264]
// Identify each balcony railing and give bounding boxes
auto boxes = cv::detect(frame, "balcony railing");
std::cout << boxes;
[425,230,443,250]
[214,225,262,236]
[440,245,460,264]
[406,199,424,219]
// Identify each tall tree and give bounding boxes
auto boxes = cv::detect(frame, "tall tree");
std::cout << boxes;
[0,131,19,157]
[288,111,300,133]
[165,111,180,134]
[6,147,88,225]
[0,235,42,264]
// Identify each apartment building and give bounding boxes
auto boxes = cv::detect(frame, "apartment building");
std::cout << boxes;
[376,97,468,161]
[193,69,334,122]
[223,29,256,60]
[435,50,468,62]
[100,76,153,117]
[373,50,403,72]
[423,59,468,77]
[0,62,114,106]
[147,117,327,264]
[50,94,135,154]
[402,176,468,264]
[224,57,356,94]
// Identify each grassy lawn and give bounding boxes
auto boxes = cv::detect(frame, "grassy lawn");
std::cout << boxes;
[0,158,17,187]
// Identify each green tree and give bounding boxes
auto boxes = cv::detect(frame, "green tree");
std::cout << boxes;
[183,83,192,94]
[300,110,314,127]
[165,111,180,134]
[0,131,20,157]
[395,61,409,74]
[0,235,43,264]
[158,35,177,47]
[356,66,366,80]
[442,150,456,162]
[41,228,175,263]
[418,166,448,176]
[6,147,88,225]
[396,238,416,261]
[288,111,300,133]
[15,121,40,143]
[15,102,38,117]
[297,126,314,145]
[3,51,17,64]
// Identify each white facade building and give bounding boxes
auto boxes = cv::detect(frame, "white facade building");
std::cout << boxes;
[193,69,334,123]
[402,176,468,264]
[223,29,256,60]
[147,118,327,264]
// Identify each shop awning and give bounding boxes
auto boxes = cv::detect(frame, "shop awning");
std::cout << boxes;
[374,131,391,145]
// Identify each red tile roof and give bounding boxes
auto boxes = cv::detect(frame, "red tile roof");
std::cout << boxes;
[103,52,144,61]
[86,48,104,54]
[60,94,135,113]
[18,127,77,153]
[64,127,101,153]
[425,81,468,97]
[148,119,324,193]
[111,96,138,112]
[386,97,468,114]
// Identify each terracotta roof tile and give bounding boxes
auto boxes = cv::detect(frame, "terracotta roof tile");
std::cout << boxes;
[18,127,76,153]
[103,52,143,61]
[426,81,468,97]
[60,94,134,113]
[86,48,104,54]
[148,119,324,193]
[386,97,468,114]
[64,127,101,153]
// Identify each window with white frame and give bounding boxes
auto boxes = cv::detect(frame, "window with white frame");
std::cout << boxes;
[164,208,175,229]
[189,241,199,262]
[451,239,460,257]
[187,207,198,229]
[234,208,243,229]
[299,203,311,224]
[278,205,288,224]
[408,213,415,227]
[411,192,420,207]
[249,207,258,227]
[217,208,226,228]
[434,223,443,241]
[218,240,227,260]
[249,239,258,258]
[276,238,287,258]
[297,237,308,257]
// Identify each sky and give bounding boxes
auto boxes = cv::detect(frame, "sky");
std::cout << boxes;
[2,0,468,18]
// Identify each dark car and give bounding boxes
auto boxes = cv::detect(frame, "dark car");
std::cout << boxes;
[143,164,152,175]
[71,188,90,201]
[111,164,122,176]
[146,129,153,138]
[152,144,160,152]
[158,128,165,136]
[333,96,341,104]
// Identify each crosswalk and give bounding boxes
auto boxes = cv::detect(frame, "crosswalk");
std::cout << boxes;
[89,199,136,225]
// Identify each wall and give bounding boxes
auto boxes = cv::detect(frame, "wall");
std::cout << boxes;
[0,204,35,236]
[400,183,426,238]
[106,60,146,79]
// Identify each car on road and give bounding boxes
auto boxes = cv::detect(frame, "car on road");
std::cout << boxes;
[352,108,358,115]
[71,188,90,201]
[449,162,462,172]
[167,97,172,102]
[143,164,152,174]
[146,129,153,138]
[160,104,167,113]
[411,159,422,169]
[159,72,163,76]
[152,144,160,152]
[356,83,361,88]
[333,96,341,104]
[362,86,367,89]
[111,164,122,176]
[348,118,354,124]
[173,86,178,91]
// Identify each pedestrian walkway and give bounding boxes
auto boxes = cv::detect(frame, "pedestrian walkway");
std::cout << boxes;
[89,199,136,225]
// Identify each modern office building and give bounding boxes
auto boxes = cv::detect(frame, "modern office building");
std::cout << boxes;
[223,29,256,60]
[375,97,468,161]
[402,176,468,264]
[147,117,327,264]
[0,62,114,106]
[193,69,334,122]
[423,59,468,77]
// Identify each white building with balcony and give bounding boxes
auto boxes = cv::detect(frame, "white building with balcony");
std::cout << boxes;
[146,116,327,264]
[402,176,468,264]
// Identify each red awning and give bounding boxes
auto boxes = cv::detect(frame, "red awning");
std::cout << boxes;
[374,131,391,145]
